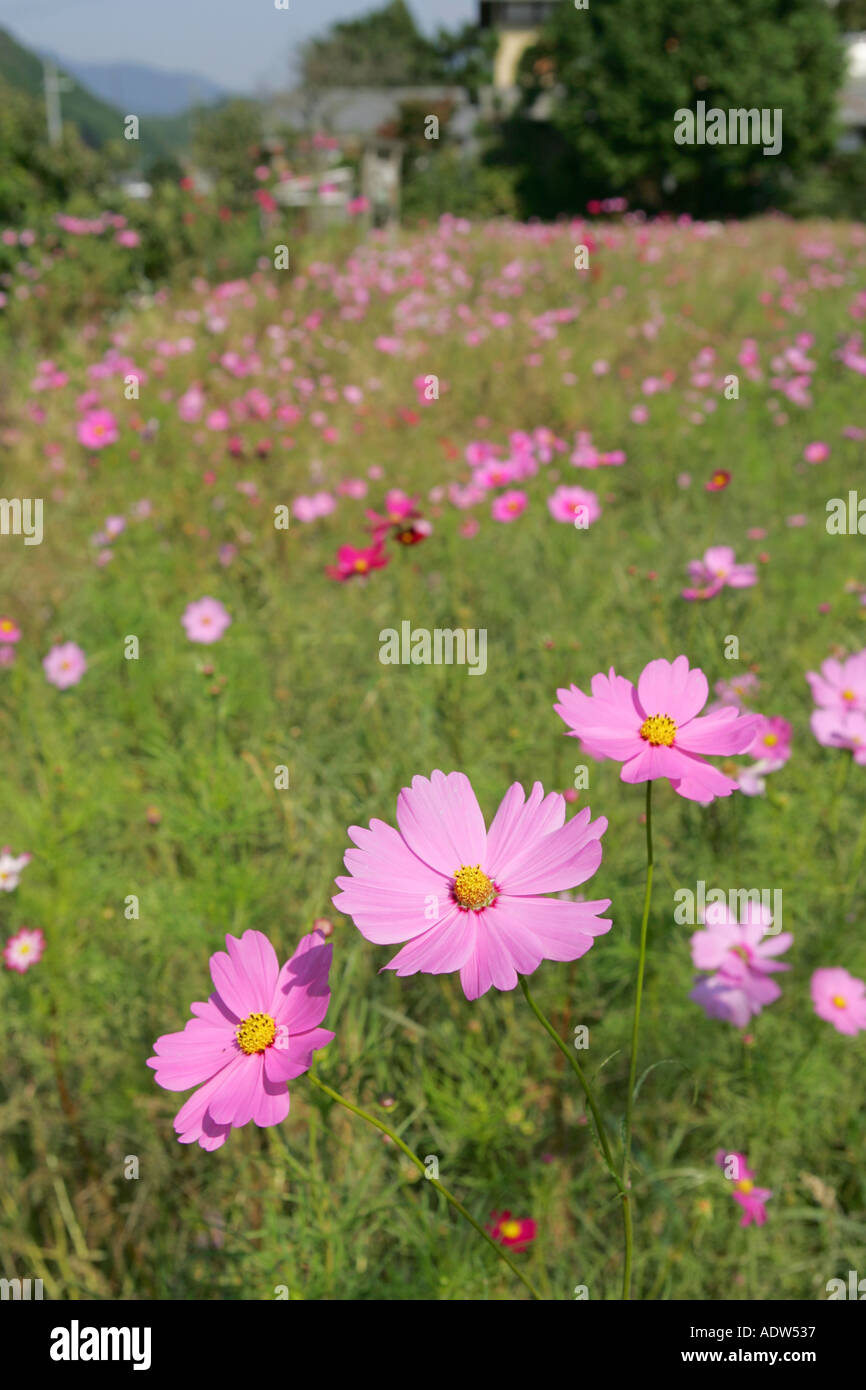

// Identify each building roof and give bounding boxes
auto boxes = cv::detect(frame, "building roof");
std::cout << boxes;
[270,87,476,140]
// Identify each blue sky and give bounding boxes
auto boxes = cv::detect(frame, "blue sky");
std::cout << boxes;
[0,0,478,93]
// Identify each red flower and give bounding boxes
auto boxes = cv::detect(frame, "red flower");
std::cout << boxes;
[326,541,389,581]
[487,1211,537,1252]
[705,469,731,492]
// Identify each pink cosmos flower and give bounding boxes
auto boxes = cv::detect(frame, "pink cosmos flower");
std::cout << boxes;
[689,902,792,1027]
[810,709,866,763]
[491,490,527,522]
[4,926,45,974]
[806,650,866,715]
[0,617,21,643]
[77,409,118,450]
[682,547,757,601]
[715,1151,772,1227]
[547,486,601,526]
[555,656,759,803]
[366,489,421,539]
[326,541,389,581]
[488,1211,537,1251]
[745,715,792,768]
[810,968,866,1036]
[43,641,87,689]
[148,928,334,1150]
[803,441,829,464]
[333,771,611,1001]
[0,847,32,891]
[182,597,231,644]
[713,673,759,710]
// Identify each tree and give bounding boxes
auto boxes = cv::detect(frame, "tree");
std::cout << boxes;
[297,0,443,88]
[191,99,264,197]
[502,0,844,217]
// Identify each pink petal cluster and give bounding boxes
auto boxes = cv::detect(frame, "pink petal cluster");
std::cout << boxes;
[0,847,32,891]
[43,641,87,689]
[333,771,611,1001]
[547,485,601,525]
[77,409,119,450]
[811,968,866,1035]
[181,597,232,644]
[4,926,45,973]
[715,1150,772,1227]
[682,547,757,601]
[690,902,792,1027]
[807,649,866,762]
[555,656,759,803]
[148,928,334,1150]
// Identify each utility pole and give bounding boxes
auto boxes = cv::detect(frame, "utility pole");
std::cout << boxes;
[43,61,73,147]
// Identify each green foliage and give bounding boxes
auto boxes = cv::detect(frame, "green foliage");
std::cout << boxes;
[191,99,265,201]
[505,0,845,216]
[0,26,175,162]
[298,0,444,87]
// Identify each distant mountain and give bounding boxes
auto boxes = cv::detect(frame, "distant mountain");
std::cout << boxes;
[40,56,228,117]
[0,25,128,148]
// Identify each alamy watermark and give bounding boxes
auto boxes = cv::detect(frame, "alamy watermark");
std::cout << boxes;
[379,621,487,676]
[674,881,783,933]
[673,102,782,157]
[0,497,43,545]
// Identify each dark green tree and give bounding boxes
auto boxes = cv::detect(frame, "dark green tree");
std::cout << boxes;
[298,0,443,87]
[498,0,845,217]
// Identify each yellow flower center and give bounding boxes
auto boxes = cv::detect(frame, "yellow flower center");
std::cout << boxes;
[500,1219,522,1238]
[452,864,497,911]
[639,713,677,747]
[832,995,847,1008]
[843,689,855,702]
[19,943,31,955]
[735,1179,754,1194]
[763,733,777,747]
[354,558,369,573]
[0,621,12,632]
[235,1011,277,1055]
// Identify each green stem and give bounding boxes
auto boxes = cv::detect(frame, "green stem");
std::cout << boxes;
[518,976,622,1191]
[307,1071,542,1300]
[622,778,654,1301]
[518,975,631,1301]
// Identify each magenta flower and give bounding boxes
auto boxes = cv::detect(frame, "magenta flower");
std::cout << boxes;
[147,928,334,1150]
[547,486,601,526]
[811,968,866,1035]
[745,715,792,768]
[715,1150,772,1226]
[555,656,760,803]
[0,617,21,643]
[682,546,757,601]
[43,641,87,689]
[4,926,45,973]
[325,540,389,581]
[803,441,830,464]
[491,490,528,523]
[333,771,611,1001]
[806,650,866,715]
[689,902,792,1027]
[77,408,118,450]
[181,597,231,644]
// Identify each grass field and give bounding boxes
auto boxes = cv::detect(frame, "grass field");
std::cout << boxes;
[2,211,865,1300]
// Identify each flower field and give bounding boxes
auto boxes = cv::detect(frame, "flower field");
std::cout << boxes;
[2,210,866,1300]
